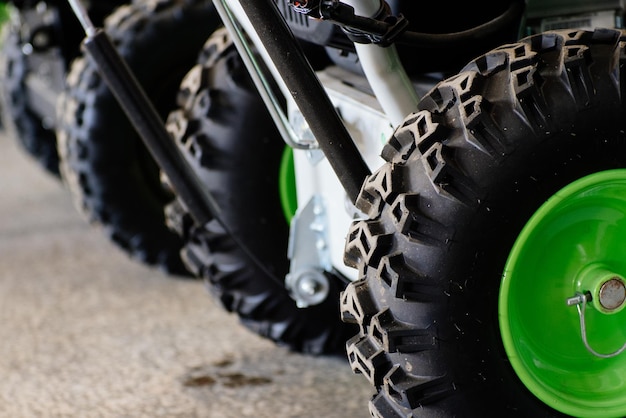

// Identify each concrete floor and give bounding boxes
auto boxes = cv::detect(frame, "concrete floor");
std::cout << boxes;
[0,131,372,418]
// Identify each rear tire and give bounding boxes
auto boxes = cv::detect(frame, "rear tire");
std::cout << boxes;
[342,29,626,416]
[56,0,220,275]
[0,0,125,176]
[0,17,59,175]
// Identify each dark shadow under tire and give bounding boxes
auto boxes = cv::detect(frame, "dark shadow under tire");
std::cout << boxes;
[165,29,356,355]
[342,29,626,417]
[56,0,220,276]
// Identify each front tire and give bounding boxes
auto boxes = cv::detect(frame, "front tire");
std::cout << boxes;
[342,29,626,416]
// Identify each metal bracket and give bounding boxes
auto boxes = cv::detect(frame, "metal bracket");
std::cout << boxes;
[285,196,331,308]
[288,0,408,46]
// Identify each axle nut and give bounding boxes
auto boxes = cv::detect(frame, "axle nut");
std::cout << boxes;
[598,277,626,311]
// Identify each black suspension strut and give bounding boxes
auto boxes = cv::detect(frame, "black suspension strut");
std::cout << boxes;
[237,0,371,204]
[67,23,219,227]
[69,0,370,210]
[65,0,296,287]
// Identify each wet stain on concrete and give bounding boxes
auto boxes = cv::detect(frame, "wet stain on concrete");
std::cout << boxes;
[182,374,217,387]
[217,372,272,388]
[212,357,234,368]
[181,360,272,388]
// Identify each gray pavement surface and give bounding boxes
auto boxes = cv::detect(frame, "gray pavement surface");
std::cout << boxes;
[0,131,372,418]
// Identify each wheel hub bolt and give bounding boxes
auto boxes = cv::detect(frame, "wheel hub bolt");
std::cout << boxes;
[598,277,626,311]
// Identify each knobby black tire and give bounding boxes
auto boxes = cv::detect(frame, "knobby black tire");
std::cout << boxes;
[342,29,626,417]
[56,0,220,276]
[0,0,125,176]
[165,29,357,355]
[0,9,61,176]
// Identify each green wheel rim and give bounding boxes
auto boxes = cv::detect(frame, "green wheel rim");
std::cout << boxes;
[279,146,297,224]
[500,169,626,417]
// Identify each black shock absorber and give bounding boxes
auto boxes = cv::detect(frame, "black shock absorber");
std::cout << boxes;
[65,0,222,227]
[64,0,292,286]
[239,0,371,204]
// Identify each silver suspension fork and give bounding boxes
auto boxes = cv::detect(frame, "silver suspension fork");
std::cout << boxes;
[212,0,315,150]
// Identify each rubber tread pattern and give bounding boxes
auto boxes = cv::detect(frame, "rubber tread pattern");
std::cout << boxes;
[342,29,626,417]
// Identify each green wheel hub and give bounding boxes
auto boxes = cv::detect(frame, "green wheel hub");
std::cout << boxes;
[500,169,626,417]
